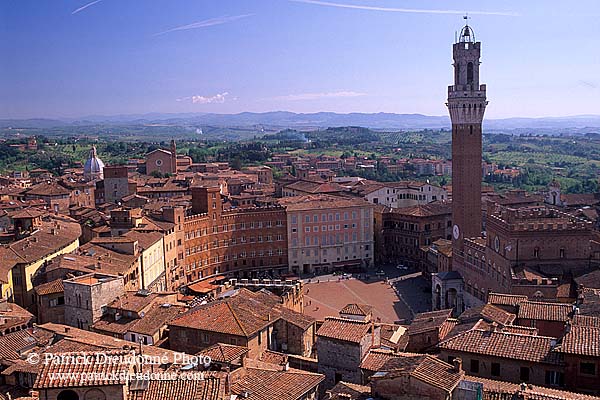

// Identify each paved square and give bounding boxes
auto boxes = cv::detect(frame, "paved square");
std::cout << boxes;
[302,277,412,324]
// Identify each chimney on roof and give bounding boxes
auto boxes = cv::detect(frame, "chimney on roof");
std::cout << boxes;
[64,327,70,334]
[519,382,527,392]
[490,322,499,332]
[453,357,463,373]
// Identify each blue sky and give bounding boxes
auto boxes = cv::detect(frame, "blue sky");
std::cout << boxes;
[1,0,599,119]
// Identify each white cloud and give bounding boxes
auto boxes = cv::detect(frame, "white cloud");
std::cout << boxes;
[177,92,230,104]
[273,91,367,101]
[154,14,254,36]
[290,0,520,17]
[72,0,102,15]
[579,80,598,89]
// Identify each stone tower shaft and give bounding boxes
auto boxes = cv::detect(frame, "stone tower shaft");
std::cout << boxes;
[447,23,488,264]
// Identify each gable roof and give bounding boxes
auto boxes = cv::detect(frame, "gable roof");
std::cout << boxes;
[128,376,225,400]
[327,381,371,400]
[201,343,250,363]
[25,181,70,197]
[487,293,528,307]
[459,304,516,326]
[439,328,561,364]
[146,148,172,156]
[360,349,402,372]
[34,278,64,296]
[231,367,324,400]
[517,301,572,322]
[317,317,372,344]
[367,351,463,393]
[170,288,314,338]
[407,309,453,336]
[34,350,130,389]
[340,303,373,317]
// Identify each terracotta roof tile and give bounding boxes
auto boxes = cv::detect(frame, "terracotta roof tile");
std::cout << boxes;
[327,381,371,400]
[258,350,288,366]
[459,304,516,326]
[517,301,572,322]
[367,351,463,392]
[170,289,314,338]
[278,194,371,211]
[439,328,561,364]
[0,215,81,268]
[561,325,600,357]
[340,303,373,317]
[575,269,600,289]
[34,350,130,389]
[500,325,538,336]
[36,323,184,363]
[572,314,600,328]
[231,367,324,400]
[407,309,453,336]
[0,329,52,360]
[388,202,451,217]
[128,304,187,336]
[316,317,372,344]
[465,375,600,400]
[0,301,34,331]
[200,343,249,363]
[34,278,64,296]
[487,293,528,307]
[26,182,70,196]
[128,376,225,400]
[360,349,403,372]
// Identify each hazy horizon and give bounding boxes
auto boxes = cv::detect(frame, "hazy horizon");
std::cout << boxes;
[4,111,600,123]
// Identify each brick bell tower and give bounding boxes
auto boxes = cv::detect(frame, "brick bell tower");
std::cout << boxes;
[447,18,487,267]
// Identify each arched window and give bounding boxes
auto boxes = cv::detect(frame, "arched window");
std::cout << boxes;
[467,62,474,84]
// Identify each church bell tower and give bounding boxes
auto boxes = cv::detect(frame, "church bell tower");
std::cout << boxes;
[447,19,488,266]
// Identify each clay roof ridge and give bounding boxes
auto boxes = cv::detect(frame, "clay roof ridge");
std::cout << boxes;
[7,246,28,262]
[227,302,248,338]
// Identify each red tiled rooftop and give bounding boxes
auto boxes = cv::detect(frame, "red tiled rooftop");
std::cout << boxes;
[170,288,314,338]
[561,325,600,357]
[34,351,130,389]
[34,279,64,296]
[517,301,572,322]
[231,367,324,400]
[465,375,600,400]
[487,293,528,307]
[367,351,463,393]
[316,317,371,344]
[459,304,516,326]
[340,303,373,317]
[200,343,250,363]
[439,328,561,364]
[128,376,225,400]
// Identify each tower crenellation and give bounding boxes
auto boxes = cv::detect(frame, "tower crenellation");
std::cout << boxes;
[447,24,488,125]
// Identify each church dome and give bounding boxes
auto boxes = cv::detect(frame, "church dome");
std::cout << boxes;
[84,145,105,181]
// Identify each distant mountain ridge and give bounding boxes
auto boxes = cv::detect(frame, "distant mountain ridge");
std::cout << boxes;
[2,112,600,131]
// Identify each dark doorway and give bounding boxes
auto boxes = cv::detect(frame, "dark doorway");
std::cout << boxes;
[58,390,79,400]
